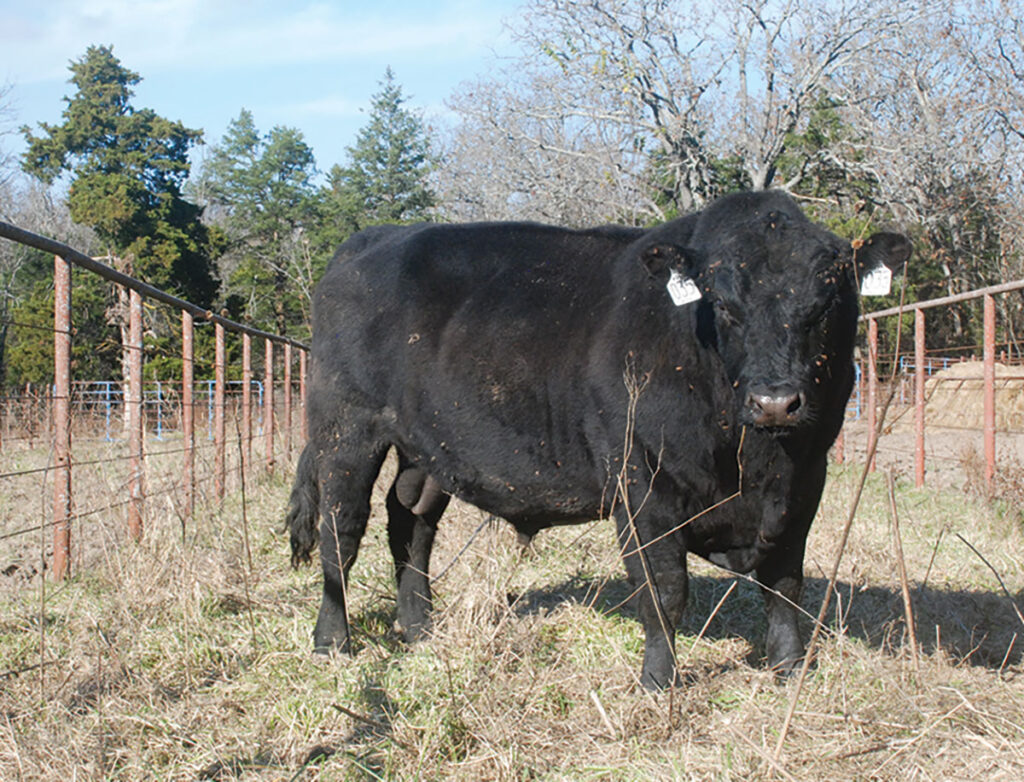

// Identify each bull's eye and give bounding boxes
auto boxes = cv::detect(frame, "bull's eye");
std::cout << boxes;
[805,293,839,333]
[713,299,737,326]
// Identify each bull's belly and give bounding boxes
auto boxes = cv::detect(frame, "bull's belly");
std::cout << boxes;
[438,467,603,526]
[401,439,604,525]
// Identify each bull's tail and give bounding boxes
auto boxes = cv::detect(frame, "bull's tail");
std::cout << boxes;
[286,443,320,568]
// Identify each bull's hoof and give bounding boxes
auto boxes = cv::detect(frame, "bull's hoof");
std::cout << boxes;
[313,627,352,656]
[395,617,432,645]
[640,651,682,690]
[313,640,351,656]
[768,654,805,680]
[640,667,682,691]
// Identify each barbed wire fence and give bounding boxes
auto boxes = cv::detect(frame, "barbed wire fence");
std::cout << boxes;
[0,220,309,580]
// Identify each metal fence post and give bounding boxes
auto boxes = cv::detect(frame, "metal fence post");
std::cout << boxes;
[182,310,195,523]
[983,294,996,493]
[215,322,226,501]
[52,255,72,579]
[284,342,293,461]
[265,339,275,474]
[867,317,878,473]
[914,309,926,487]
[300,348,308,443]
[128,288,144,540]
[242,333,252,477]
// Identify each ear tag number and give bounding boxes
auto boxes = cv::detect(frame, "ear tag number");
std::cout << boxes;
[667,269,702,306]
[860,266,892,296]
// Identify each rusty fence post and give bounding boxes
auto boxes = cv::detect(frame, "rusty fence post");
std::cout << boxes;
[182,311,195,523]
[242,333,252,477]
[983,294,996,493]
[914,309,926,487]
[128,288,144,540]
[52,254,72,579]
[265,339,275,474]
[284,342,293,461]
[300,348,308,443]
[867,318,878,473]
[215,322,226,501]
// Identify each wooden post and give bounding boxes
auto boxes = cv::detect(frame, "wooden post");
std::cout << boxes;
[52,255,72,579]
[127,288,144,540]
[265,339,275,474]
[215,322,226,501]
[983,294,996,493]
[182,311,195,523]
[867,318,878,473]
[914,309,926,487]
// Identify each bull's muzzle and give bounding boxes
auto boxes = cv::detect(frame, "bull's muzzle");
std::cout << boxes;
[746,388,806,427]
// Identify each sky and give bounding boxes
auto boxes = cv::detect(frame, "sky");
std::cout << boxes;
[0,0,524,177]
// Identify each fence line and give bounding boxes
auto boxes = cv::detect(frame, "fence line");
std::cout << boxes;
[0,220,310,581]
[855,281,1024,493]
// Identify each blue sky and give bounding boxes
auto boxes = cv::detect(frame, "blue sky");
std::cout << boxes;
[0,0,524,176]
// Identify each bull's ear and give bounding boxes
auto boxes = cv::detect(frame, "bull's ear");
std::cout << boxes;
[855,232,912,274]
[639,243,697,279]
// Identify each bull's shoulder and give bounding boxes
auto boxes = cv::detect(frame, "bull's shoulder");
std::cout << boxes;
[327,224,428,270]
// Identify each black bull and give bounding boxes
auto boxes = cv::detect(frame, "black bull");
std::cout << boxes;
[287,190,911,689]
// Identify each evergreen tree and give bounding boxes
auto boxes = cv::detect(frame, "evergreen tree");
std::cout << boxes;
[5,271,120,384]
[325,68,436,235]
[196,109,321,335]
[21,45,220,305]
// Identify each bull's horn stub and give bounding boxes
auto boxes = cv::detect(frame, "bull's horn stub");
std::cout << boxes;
[667,269,701,306]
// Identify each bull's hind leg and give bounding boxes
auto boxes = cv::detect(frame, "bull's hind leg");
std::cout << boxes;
[386,462,449,642]
[616,512,688,690]
[314,440,388,654]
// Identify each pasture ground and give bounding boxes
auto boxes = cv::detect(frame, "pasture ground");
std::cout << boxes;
[0,443,1022,780]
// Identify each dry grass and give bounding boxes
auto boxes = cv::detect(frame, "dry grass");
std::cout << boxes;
[1,443,1022,780]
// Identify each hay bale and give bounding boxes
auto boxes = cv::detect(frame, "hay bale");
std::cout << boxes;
[920,361,1024,430]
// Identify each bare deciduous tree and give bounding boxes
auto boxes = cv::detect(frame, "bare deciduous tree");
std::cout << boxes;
[0,82,16,187]
[440,0,920,222]
[439,75,652,225]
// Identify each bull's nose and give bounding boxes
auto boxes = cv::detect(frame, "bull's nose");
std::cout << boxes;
[746,389,806,427]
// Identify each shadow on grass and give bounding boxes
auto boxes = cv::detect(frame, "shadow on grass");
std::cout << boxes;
[504,570,1024,671]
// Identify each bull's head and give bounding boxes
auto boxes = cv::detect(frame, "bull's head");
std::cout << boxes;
[642,191,911,432]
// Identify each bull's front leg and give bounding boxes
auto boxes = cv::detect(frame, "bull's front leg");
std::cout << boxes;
[756,460,826,674]
[615,511,688,690]
[756,537,807,675]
